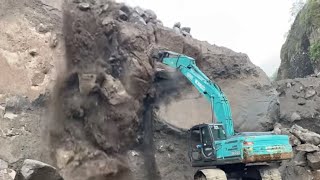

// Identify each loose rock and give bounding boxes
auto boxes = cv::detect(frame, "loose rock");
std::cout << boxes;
[56,148,75,169]
[78,3,90,11]
[305,89,316,98]
[181,27,191,33]
[119,10,128,21]
[0,168,16,180]
[290,125,320,145]
[173,22,181,28]
[28,49,38,57]
[37,23,49,33]
[144,9,157,21]
[15,159,63,180]
[290,112,301,122]
[307,152,320,170]
[0,159,8,170]
[49,34,58,48]
[296,144,320,152]
[298,98,306,105]
[31,73,45,86]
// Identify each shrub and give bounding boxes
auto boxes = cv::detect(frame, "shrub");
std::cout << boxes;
[309,41,320,62]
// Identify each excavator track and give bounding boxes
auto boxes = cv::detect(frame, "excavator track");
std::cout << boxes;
[194,169,227,180]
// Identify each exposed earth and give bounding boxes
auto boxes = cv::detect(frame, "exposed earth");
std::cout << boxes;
[0,0,320,180]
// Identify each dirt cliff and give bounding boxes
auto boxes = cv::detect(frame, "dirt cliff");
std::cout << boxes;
[0,0,296,180]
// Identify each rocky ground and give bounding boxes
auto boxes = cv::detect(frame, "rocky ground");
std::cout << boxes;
[1,0,320,180]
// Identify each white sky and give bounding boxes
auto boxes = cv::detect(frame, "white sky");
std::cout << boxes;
[116,0,295,75]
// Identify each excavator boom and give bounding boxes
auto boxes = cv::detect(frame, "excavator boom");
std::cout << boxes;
[155,50,234,137]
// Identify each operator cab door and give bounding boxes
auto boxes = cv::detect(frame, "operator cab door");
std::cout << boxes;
[189,126,216,164]
[200,126,216,160]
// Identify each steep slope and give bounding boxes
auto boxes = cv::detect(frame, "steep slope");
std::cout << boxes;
[278,0,320,79]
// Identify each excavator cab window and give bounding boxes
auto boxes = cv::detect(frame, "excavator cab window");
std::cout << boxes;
[201,126,214,158]
[210,124,227,141]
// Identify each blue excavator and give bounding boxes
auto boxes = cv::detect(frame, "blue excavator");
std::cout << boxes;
[152,50,293,180]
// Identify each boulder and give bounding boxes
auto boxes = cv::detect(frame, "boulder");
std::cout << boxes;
[290,112,301,122]
[15,159,63,180]
[5,96,30,114]
[181,27,191,33]
[101,74,132,105]
[118,10,128,21]
[36,23,49,34]
[290,125,320,145]
[305,89,316,98]
[49,33,58,48]
[144,9,157,22]
[0,159,8,170]
[307,152,320,170]
[129,12,146,25]
[0,168,16,180]
[173,22,181,28]
[293,151,307,166]
[31,73,45,86]
[296,144,319,152]
[77,3,90,11]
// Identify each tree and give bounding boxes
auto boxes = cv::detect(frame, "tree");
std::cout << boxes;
[290,0,306,22]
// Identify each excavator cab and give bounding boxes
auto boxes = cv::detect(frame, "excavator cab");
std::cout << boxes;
[188,124,227,164]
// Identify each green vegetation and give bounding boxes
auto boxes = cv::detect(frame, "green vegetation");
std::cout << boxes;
[299,0,320,28]
[310,41,320,62]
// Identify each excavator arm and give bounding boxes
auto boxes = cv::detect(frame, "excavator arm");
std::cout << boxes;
[154,50,235,137]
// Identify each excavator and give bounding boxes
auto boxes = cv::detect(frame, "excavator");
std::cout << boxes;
[152,50,293,180]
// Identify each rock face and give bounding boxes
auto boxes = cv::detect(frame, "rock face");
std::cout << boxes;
[277,0,320,79]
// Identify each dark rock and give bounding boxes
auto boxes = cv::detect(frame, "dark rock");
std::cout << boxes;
[173,22,181,28]
[129,12,146,25]
[29,49,38,57]
[118,10,128,21]
[167,144,175,152]
[78,3,90,11]
[15,159,63,180]
[5,96,30,114]
[307,152,320,170]
[120,4,132,14]
[298,98,306,105]
[144,9,157,21]
[181,27,191,33]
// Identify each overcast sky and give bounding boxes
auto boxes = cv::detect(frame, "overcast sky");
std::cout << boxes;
[116,0,296,76]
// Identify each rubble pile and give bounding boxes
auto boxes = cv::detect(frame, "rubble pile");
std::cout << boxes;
[275,124,320,179]
[274,77,320,133]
